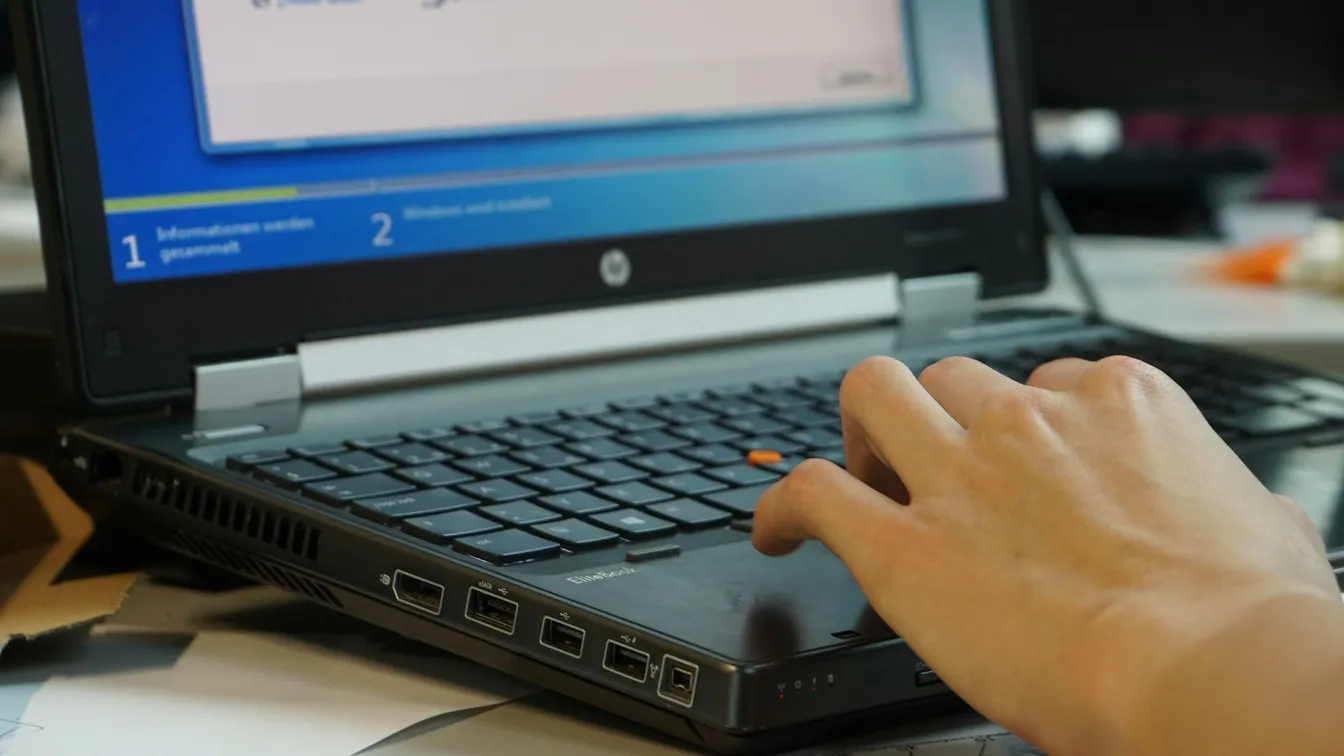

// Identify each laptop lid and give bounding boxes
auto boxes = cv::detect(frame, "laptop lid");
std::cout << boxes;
[14,0,1045,409]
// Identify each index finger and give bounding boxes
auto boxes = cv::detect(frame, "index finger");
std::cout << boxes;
[838,357,964,495]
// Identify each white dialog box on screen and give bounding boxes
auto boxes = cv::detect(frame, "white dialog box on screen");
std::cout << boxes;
[185,0,916,152]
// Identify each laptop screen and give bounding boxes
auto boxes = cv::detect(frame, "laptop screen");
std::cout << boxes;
[76,0,1005,285]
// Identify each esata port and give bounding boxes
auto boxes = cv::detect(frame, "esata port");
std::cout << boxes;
[657,655,699,708]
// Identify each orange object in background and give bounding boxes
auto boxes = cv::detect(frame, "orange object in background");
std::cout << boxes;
[1208,239,1298,286]
[746,450,783,467]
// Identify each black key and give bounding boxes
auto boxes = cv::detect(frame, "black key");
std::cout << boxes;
[457,418,511,434]
[532,520,621,550]
[729,436,807,455]
[812,448,848,467]
[664,390,708,403]
[319,451,396,475]
[650,473,727,497]
[1292,377,1344,403]
[561,403,612,418]
[628,452,702,475]
[348,435,403,450]
[453,530,562,565]
[755,377,802,391]
[763,457,807,475]
[785,428,844,450]
[565,438,639,461]
[1301,399,1344,421]
[679,444,743,466]
[510,446,587,469]
[394,463,476,488]
[289,443,348,458]
[707,383,755,397]
[669,422,740,445]
[487,426,564,449]
[515,469,595,494]
[350,489,478,523]
[574,460,647,484]
[303,473,415,505]
[453,455,531,478]
[611,396,662,411]
[403,511,501,544]
[545,419,617,441]
[704,465,781,487]
[596,482,674,507]
[722,415,790,435]
[647,500,734,530]
[481,501,563,526]
[458,479,539,503]
[226,450,289,471]
[402,426,456,443]
[800,370,846,386]
[794,385,839,403]
[750,389,812,410]
[648,403,715,425]
[627,544,682,563]
[695,397,765,418]
[773,407,836,428]
[540,491,621,516]
[700,483,774,517]
[376,443,450,467]
[254,459,338,487]
[510,411,562,426]
[589,510,678,539]
[619,430,691,453]
[595,412,665,433]
[436,435,510,457]
[1220,407,1325,437]
[730,519,755,533]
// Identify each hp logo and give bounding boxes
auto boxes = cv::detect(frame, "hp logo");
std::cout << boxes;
[599,249,632,289]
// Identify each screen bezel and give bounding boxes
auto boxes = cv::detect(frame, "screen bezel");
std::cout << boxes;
[15,0,1047,408]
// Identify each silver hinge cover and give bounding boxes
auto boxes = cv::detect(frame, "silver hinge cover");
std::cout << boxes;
[194,354,302,412]
[898,272,983,347]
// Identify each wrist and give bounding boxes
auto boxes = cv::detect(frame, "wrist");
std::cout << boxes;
[1095,582,1344,756]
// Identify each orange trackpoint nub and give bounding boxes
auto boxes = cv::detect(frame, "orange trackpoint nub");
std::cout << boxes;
[746,450,784,467]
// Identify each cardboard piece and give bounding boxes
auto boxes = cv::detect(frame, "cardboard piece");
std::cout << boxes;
[0,455,137,658]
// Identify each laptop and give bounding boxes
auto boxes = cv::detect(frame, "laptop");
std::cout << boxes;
[12,0,1344,752]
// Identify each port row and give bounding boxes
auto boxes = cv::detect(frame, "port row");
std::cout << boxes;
[395,576,697,707]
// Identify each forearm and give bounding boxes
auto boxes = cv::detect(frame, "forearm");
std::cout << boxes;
[1122,587,1344,756]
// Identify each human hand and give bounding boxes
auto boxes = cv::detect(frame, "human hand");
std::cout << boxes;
[751,355,1343,755]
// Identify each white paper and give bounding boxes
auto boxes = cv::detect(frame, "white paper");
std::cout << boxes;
[5,631,530,756]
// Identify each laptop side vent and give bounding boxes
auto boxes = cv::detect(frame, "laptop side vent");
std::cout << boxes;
[129,463,322,561]
[165,530,344,609]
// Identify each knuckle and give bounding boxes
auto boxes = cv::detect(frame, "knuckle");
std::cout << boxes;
[786,458,836,495]
[919,356,976,389]
[980,389,1047,430]
[1086,356,1170,398]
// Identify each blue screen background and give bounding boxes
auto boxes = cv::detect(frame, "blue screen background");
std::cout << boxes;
[75,0,1006,283]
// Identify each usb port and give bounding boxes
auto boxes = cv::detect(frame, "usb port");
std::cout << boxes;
[603,640,650,683]
[540,616,586,659]
[392,570,444,616]
[657,655,699,708]
[465,587,518,635]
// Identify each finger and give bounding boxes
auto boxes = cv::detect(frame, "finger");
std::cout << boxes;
[839,357,964,494]
[752,459,921,585]
[1273,494,1328,558]
[1028,358,1094,392]
[919,356,1026,428]
[842,427,911,504]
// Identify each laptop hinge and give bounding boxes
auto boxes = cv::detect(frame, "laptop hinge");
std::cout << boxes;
[194,354,302,412]
[896,272,983,348]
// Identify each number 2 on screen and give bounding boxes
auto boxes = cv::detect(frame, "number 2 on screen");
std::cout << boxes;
[372,213,394,248]
[121,235,146,270]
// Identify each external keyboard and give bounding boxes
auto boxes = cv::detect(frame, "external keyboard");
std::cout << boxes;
[225,335,1344,567]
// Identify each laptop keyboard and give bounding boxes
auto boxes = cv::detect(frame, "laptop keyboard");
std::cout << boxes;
[226,335,1344,567]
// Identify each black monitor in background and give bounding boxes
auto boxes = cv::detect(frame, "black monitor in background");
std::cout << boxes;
[1028,0,1344,113]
